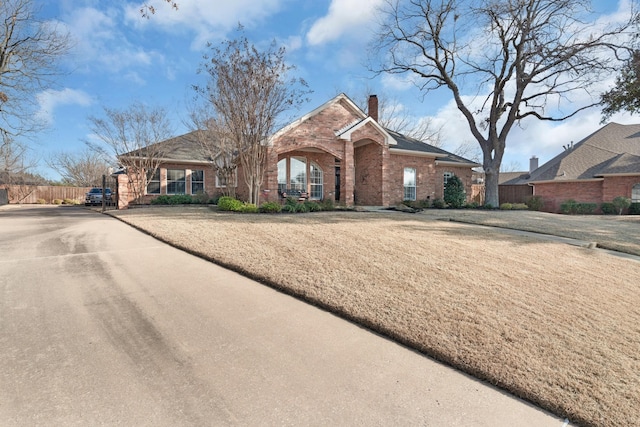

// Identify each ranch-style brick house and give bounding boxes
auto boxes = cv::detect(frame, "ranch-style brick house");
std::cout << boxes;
[500,122,640,212]
[113,94,480,208]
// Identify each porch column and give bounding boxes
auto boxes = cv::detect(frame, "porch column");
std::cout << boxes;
[344,141,355,206]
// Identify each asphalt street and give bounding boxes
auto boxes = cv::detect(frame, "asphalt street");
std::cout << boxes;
[0,205,568,426]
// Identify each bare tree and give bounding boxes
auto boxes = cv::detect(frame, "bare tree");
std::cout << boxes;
[0,0,70,139]
[47,147,111,187]
[500,160,524,173]
[140,0,179,18]
[87,102,174,204]
[194,29,310,204]
[350,87,443,143]
[374,0,637,207]
[186,101,237,198]
[0,135,45,202]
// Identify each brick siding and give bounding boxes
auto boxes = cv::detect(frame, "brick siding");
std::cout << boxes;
[534,176,640,213]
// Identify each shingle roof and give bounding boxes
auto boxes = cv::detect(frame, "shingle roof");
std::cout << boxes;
[525,123,640,182]
[121,130,212,163]
[499,172,531,185]
[386,129,480,166]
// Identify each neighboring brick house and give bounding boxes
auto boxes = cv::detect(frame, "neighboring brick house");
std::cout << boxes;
[114,93,480,208]
[500,123,640,212]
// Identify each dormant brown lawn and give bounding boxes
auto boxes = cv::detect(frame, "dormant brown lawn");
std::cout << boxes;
[111,207,640,427]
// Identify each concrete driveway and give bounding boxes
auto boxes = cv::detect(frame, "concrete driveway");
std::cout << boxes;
[0,205,568,426]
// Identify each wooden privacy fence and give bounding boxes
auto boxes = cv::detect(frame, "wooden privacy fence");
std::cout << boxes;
[499,184,533,204]
[0,185,93,204]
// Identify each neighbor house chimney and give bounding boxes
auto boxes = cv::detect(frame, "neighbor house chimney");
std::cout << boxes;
[368,94,378,122]
[529,156,539,173]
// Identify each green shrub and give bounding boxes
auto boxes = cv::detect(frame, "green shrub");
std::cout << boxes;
[281,203,296,213]
[511,203,529,210]
[464,201,479,209]
[431,198,447,209]
[217,196,243,212]
[526,195,544,211]
[560,199,578,214]
[304,201,322,212]
[561,199,596,214]
[443,175,466,208]
[36,198,46,204]
[600,202,617,215]
[151,195,171,205]
[294,202,309,213]
[53,199,63,205]
[151,195,195,205]
[482,203,494,210]
[320,198,335,211]
[499,203,513,210]
[575,203,597,214]
[240,203,258,213]
[629,202,640,215]
[192,191,210,204]
[259,201,282,213]
[612,196,631,215]
[171,195,194,205]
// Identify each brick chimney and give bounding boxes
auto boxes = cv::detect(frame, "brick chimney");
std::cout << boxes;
[368,95,378,122]
[529,156,539,173]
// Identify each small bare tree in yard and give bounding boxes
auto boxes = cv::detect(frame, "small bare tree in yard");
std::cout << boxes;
[87,103,173,204]
[194,29,310,205]
[47,148,111,187]
[186,102,237,198]
[374,0,637,207]
[0,0,70,140]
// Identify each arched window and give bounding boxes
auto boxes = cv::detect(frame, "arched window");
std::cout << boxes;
[290,157,306,191]
[277,158,287,193]
[632,183,640,203]
[310,162,323,200]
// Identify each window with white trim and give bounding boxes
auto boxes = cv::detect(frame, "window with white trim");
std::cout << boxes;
[632,183,640,203]
[404,167,416,201]
[191,169,204,194]
[443,171,453,186]
[167,169,186,194]
[147,169,160,194]
[310,162,323,200]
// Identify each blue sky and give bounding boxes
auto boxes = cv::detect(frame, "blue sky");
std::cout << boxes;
[33,0,636,180]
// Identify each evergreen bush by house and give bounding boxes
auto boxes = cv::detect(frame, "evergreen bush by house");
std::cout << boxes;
[443,175,466,208]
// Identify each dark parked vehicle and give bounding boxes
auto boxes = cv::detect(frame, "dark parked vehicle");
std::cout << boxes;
[85,188,113,206]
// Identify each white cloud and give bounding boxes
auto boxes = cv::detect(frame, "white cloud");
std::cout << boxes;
[62,7,162,73]
[36,88,93,125]
[306,0,385,46]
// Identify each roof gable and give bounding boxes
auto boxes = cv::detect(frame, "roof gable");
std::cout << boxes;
[270,93,366,142]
